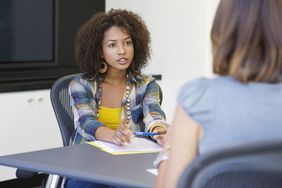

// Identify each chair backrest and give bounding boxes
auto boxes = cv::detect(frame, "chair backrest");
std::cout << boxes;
[178,141,282,188]
[50,73,81,146]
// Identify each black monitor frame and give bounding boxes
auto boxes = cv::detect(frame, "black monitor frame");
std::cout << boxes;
[0,0,56,69]
[0,0,105,92]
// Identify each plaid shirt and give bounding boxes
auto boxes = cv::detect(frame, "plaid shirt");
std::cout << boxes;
[69,73,168,144]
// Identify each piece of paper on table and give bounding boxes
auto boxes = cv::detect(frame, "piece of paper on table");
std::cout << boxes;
[87,137,162,155]
[147,168,158,176]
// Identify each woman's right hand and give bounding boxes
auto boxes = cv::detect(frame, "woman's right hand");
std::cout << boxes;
[112,122,133,145]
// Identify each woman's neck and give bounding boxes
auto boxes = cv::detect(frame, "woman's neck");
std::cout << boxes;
[103,71,127,85]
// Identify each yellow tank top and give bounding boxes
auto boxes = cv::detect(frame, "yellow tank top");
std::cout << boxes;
[97,106,121,130]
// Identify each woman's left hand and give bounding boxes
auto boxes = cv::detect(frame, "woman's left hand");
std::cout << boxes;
[152,126,167,145]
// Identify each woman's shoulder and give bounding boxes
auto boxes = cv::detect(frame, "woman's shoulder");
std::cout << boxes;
[70,74,97,84]
[69,74,97,92]
[132,74,156,86]
[178,77,211,102]
[179,76,237,94]
[178,76,239,109]
[137,73,155,81]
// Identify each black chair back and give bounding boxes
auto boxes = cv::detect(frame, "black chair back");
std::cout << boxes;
[178,141,282,188]
[50,73,80,146]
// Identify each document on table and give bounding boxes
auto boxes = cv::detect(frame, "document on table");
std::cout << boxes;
[147,168,158,176]
[87,137,162,155]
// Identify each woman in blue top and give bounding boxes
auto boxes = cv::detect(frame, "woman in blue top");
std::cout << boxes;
[156,0,282,187]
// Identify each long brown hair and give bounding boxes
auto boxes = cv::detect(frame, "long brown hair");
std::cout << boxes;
[211,0,282,83]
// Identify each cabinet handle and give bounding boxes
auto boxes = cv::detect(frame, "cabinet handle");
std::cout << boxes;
[27,98,34,103]
[38,97,44,102]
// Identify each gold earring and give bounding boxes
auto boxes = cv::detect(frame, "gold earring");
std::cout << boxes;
[99,62,107,73]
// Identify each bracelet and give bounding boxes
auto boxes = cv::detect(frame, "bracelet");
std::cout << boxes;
[149,123,167,133]
[149,125,167,140]
[153,145,170,168]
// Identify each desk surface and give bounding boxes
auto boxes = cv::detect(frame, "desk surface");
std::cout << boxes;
[0,144,158,188]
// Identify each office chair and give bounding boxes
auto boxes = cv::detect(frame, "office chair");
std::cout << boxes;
[42,73,81,188]
[177,140,282,188]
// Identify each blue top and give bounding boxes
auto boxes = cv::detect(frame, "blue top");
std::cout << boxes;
[178,76,282,154]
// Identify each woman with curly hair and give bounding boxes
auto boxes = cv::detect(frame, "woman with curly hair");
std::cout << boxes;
[66,8,168,188]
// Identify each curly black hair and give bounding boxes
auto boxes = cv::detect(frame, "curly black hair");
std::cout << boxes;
[74,9,151,80]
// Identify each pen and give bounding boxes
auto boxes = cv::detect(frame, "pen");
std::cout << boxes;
[133,131,166,137]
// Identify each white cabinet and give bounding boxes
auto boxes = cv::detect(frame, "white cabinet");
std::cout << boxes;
[0,90,62,181]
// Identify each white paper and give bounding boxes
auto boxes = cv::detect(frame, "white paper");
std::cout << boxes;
[147,168,158,176]
[91,137,162,154]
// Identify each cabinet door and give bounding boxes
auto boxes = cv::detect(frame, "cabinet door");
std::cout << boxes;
[31,90,62,150]
[0,91,37,155]
[0,90,62,181]
[0,91,36,181]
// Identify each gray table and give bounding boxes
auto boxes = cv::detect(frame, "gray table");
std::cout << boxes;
[0,144,158,188]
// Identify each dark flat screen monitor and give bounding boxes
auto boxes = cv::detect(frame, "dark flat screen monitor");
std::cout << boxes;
[0,0,105,92]
[0,0,54,67]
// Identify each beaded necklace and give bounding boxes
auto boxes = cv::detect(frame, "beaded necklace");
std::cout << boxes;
[96,77,131,128]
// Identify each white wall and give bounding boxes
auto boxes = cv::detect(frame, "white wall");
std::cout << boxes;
[106,0,219,122]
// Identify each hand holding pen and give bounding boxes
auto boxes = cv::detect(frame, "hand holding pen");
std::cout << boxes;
[134,128,167,145]
[113,119,133,146]
[151,126,167,145]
